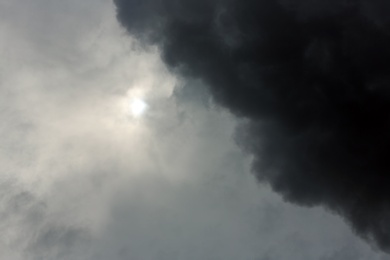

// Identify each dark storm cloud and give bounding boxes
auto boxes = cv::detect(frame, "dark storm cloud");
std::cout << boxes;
[114,0,390,251]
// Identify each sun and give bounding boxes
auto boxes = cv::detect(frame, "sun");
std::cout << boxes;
[129,98,148,117]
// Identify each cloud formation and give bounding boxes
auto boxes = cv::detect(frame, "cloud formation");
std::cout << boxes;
[1,0,390,259]
[114,0,390,251]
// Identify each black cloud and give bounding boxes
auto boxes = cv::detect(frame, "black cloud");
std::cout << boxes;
[114,0,390,251]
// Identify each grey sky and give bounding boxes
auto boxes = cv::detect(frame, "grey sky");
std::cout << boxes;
[0,0,388,259]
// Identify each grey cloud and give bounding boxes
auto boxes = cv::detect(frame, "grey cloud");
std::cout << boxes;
[114,0,390,251]
[0,180,89,260]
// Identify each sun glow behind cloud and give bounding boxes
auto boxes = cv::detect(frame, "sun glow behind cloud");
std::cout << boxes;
[129,98,147,117]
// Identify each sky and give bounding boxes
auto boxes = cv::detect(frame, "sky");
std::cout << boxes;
[0,0,389,259]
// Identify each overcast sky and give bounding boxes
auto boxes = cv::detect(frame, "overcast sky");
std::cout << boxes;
[0,0,389,259]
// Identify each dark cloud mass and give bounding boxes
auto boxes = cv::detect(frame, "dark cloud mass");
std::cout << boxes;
[114,0,390,251]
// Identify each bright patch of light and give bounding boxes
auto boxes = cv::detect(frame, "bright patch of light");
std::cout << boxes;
[130,98,147,117]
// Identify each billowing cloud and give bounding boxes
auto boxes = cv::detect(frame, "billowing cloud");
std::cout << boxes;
[114,0,390,251]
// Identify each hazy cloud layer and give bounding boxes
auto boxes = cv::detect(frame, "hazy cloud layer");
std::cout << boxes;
[114,0,390,252]
[0,0,389,259]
